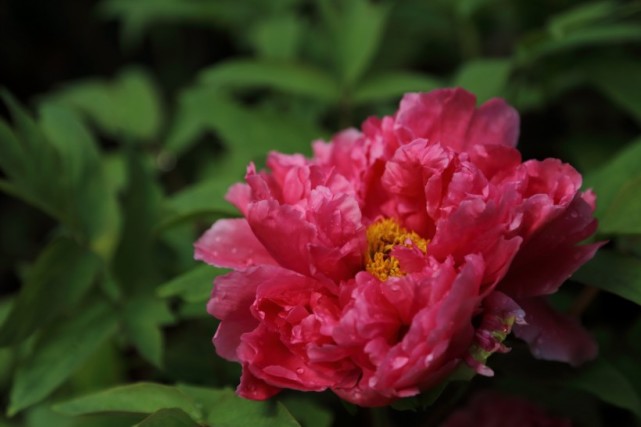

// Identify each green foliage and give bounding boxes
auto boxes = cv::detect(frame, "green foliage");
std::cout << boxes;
[565,359,641,421]
[1,0,641,425]
[0,238,101,346]
[574,250,641,306]
[43,69,163,142]
[9,302,118,415]
[54,384,302,427]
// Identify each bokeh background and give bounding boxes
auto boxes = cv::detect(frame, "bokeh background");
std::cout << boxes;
[1,0,641,426]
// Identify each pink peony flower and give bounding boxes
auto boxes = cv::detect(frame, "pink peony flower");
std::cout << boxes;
[440,390,573,427]
[195,88,602,406]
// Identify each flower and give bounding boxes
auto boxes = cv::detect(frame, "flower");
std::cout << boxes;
[440,390,573,427]
[195,88,602,406]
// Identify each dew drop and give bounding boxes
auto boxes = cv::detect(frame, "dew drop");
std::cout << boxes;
[296,368,305,375]
[392,356,409,369]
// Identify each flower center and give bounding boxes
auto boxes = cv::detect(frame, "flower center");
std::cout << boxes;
[365,218,428,281]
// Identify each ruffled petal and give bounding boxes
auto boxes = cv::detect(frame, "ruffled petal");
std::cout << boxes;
[499,194,603,298]
[513,297,597,366]
[194,218,276,269]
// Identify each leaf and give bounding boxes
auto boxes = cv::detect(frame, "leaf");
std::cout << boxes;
[0,92,66,222]
[547,1,615,37]
[157,180,239,230]
[165,88,322,161]
[54,383,202,421]
[135,409,200,427]
[352,72,442,104]
[585,137,641,234]
[279,397,333,427]
[9,302,118,415]
[573,250,641,306]
[157,264,226,303]
[0,237,101,346]
[566,359,641,420]
[122,298,175,367]
[100,0,253,48]
[327,0,391,86]
[112,148,162,291]
[453,59,512,103]
[250,14,302,60]
[199,60,339,102]
[38,104,122,257]
[585,58,641,125]
[518,24,641,64]
[0,97,120,257]
[177,385,301,427]
[44,68,163,141]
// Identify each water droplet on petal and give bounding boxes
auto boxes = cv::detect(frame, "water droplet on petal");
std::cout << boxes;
[424,353,434,365]
[296,368,305,375]
[392,356,409,369]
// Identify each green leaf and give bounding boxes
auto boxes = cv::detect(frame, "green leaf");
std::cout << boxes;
[547,1,615,37]
[157,264,226,303]
[135,409,200,427]
[100,0,251,48]
[199,60,340,102]
[157,180,239,230]
[177,385,301,427]
[0,97,120,257]
[112,149,162,291]
[122,298,175,367]
[352,72,442,104]
[573,250,641,306]
[0,92,66,222]
[38,105,122,257]
[44,68,163,141]
[0,238,101,346]
[165,88,322,163]
[250,14,302,60]
[585,58,641,125]
[453,59,512,103]
[585,137,641,234]
[9,302,118,415]
[280,397,333,427]
[566,359,641,420]
[54,383,202,421]
[328,0,391,86]
[518,24,641,64]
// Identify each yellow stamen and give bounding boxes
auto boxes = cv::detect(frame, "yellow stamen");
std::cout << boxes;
[365,218,428,281]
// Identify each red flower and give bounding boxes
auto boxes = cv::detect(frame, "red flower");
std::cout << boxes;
[195,88,601,406]
[441,391,573,427]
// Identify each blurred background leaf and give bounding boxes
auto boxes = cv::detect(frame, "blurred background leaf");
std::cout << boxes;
[1,0,641,425]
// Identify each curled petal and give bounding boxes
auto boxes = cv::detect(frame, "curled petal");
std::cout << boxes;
[194,218,276,269]
[513,297,597,366]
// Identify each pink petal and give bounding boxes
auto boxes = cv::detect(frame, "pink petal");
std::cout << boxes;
[225,183,251,216]
[395,89,476,151]
[237,366,281,400]
[194,218,276,269]
[465,97,520,148]
[393,88,520,152]
[513,297,597,366]
[208,267,273,360]
[499,194,603,298]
